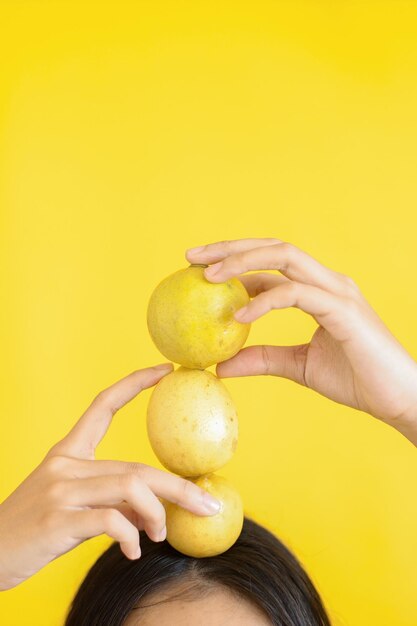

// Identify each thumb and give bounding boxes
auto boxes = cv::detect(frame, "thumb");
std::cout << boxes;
[216,344,309,386]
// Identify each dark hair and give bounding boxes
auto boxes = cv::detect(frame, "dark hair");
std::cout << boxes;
[65,517,331,626]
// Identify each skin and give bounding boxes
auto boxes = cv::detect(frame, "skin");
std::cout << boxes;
[186,237,417,446]
[1,236,416,593]
[124,585,271,626]
[0,364,220,591]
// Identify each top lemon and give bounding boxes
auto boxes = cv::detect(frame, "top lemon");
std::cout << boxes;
[147,265,250,369]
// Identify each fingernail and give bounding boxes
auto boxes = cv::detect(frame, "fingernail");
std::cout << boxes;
[158,527,167,542]
[154,363,173,371]
[187,245,205,254]
[204,262,222,277]
[202,492,221,514]
[234,306,248,321]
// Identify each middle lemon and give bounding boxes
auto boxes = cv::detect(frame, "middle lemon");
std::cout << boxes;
[147,367,238,477]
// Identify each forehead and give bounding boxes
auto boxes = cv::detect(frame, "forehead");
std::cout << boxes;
[123,586,271,626]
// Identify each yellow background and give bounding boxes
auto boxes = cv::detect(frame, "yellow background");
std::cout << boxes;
[1,1,417,624]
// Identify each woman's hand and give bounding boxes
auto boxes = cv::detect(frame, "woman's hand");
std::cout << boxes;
[0,364,220,591]
[187,238,417,445]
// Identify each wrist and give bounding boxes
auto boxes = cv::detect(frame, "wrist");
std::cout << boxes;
[389,400,417,447]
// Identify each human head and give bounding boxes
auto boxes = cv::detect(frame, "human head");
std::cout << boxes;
[65,517,330,625]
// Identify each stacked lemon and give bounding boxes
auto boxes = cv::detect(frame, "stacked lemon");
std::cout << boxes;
[146,264,250,557]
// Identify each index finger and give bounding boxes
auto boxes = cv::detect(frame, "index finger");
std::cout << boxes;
[203,243,342,293]
[74,459,221,516]
[49,364,173,460]
[186,238,281,265]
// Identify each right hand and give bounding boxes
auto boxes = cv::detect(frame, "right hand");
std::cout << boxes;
[0,364,220,591]
[187,238,417,446]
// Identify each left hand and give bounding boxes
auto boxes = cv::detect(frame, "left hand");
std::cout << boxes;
[0,365,220,590]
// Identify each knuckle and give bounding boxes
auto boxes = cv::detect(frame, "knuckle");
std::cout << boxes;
[43,455,68,475]
[339,272,352,283]
[127,462,149,480]
[45,480,67,503]
[92,389,118,416]
[93,389,108,404]
[233,251,245,266]
[218,239,233,253]
[223,253,242,273]
[343,274,360,294]
[279,241,295,256]
[269,242,294,272]
[121,472,141,496]
[341,296,361,317]
[177,477,194,503]
[102,508,122,530]
[261,345,272,375]
[283,280,298,298]
[292,344,309,386]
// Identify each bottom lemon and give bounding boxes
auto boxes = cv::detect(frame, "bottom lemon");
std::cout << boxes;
[165,474,243,558]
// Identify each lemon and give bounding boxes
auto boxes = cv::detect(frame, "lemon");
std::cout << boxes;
[147,367,238,477]
[147,264,250,369]
[165,474,243,557]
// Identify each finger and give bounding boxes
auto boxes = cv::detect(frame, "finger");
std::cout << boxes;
[88,502,150,531]
[49,364,173,460]
[204,243,344,294]
[216,344,308,386]
[234,282,350,342]
[61,474,167,542]
[186,238,282,265]
[97,502,145,529]
[239,272,288,297]
[71,461,221,516]
[68,508,141,559]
